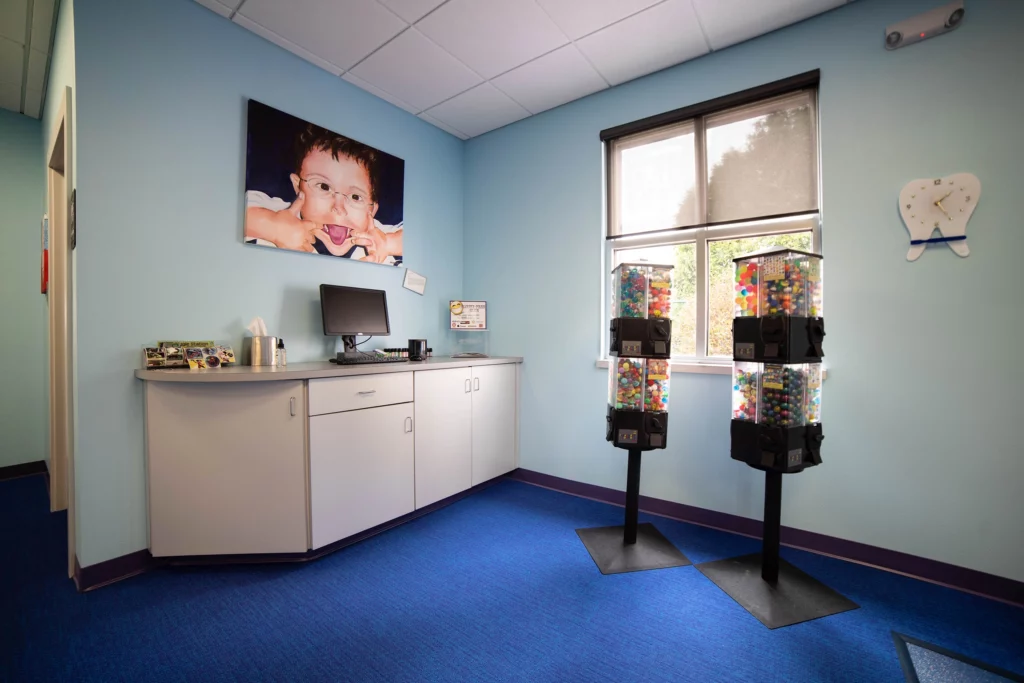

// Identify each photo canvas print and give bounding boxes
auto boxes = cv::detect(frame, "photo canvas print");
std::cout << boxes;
[244,100,405,266]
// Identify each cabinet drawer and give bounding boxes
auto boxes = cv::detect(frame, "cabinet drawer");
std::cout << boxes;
[309,373,413,416]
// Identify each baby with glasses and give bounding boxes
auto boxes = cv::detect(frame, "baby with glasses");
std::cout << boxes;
[245,124,402,264]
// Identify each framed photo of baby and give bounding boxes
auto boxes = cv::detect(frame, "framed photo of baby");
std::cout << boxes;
[244,100,405,266]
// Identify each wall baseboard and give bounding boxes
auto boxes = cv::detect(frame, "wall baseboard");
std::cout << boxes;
[74,550,157,592]
[73,474,508,591]
[0,460,47,482]
[508,468,1024,608]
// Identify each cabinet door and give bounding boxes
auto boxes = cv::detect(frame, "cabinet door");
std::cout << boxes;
[309,402,415,549]
[147,380,308,556]
[414,368,473,508]
[471,364,517,485]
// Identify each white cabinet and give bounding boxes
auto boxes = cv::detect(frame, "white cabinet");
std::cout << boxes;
[146,381,308,557]
[309,402,415,549]
[414,367,473,508]
[471,364,518,485]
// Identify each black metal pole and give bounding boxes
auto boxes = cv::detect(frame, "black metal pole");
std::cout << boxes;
[624,449,642,545]
[762,470,783,584]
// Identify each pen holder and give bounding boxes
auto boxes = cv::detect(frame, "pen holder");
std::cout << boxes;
[246,336,278,366]
[408,339,427,361]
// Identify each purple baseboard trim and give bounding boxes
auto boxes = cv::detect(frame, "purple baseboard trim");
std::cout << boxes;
[0,460,48,482]
[508,468,1024,608]
[73,474,508,590]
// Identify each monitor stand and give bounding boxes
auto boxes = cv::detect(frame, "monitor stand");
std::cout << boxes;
[329,335,363,364]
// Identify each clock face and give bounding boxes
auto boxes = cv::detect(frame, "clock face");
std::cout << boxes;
[899,173,980,261]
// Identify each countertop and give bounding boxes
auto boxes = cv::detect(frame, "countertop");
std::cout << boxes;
[135,355,523,383]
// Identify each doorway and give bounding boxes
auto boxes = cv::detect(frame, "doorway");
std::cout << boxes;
[47,86,75,578]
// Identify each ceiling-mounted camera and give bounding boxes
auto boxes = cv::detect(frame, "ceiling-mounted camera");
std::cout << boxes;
[884,0,965,51]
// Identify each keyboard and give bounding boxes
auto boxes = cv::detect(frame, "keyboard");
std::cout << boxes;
[332,352,410,365]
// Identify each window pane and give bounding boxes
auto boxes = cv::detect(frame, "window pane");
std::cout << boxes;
[707,232,813,357]
[615,125,698,235]
[705,92,817,223]
[613,243,696,356]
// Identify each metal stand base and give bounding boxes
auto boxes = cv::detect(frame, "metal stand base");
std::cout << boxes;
[696,471,857,628]
[577,523,690,575]
[697,554,858,629]
[575,449,689,574]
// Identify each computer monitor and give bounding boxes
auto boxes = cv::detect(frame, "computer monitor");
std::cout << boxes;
[320,284,390,353]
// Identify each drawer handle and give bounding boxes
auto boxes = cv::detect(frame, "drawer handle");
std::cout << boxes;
[405,416,413,433]
[474,377,480,391]
[290,397,296,416]
[464,379,471,393]
[357,390,377,396]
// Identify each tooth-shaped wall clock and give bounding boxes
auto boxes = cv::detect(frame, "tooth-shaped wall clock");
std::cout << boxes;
[899,173,980,261]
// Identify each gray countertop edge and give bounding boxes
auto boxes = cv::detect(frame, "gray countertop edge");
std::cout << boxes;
[135,356,523,383]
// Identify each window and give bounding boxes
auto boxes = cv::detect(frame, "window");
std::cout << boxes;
[604,74,820,363]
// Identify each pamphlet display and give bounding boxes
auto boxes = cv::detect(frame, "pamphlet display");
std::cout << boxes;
[143,341,236,370]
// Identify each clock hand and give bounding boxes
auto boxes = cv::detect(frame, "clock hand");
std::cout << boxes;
[934,190,953,205]
[936,201,950,216]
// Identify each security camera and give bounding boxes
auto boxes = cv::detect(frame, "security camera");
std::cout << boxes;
[884,0,965,51]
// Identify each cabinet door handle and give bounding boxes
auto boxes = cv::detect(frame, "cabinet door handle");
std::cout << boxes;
[357,390,377,396]
[289,397,296,416]
[474,377,480,391]
[405,416,413,433]
[465,379,471,393]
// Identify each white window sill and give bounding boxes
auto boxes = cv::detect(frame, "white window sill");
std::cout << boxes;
[595,359,828,378]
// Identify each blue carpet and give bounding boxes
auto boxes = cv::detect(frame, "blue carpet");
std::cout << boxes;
[2,474,1022,682]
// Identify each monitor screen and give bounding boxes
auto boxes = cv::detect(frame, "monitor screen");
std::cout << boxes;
[320,285,391,337]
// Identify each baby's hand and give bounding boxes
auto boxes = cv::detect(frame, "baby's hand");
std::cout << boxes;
[246,192,318,252]
[350,226,401,263]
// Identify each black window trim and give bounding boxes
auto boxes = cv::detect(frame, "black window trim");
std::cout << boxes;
[599,70,820,142]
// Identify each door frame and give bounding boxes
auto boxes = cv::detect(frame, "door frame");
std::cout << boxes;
[47,86,75,577]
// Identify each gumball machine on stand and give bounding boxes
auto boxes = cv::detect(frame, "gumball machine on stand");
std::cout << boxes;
[697,249,857,629]
[577,263,690,575]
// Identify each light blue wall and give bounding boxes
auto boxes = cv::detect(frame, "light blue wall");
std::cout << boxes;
[465,0,1024,581]
[42,0,75,170]
[0,110,47,469]
[72,0,464,567]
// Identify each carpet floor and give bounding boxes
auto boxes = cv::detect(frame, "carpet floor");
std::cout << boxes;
[2,474,1022,682]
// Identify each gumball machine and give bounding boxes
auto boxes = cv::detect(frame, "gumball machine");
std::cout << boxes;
[578,263,690,575]
[732,249,825,364]
[698,250,855,630]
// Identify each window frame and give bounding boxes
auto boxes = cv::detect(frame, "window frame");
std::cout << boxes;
[601,72,822,368]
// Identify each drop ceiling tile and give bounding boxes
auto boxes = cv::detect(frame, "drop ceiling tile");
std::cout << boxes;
[492,44,605,114]
[577,0,708,86]
[221,0,245,8]
[0,36,24,86]
[26,48,47,91]
[0,0,27,44]
[416,0,568,79]
[237,0,406,70]
[349,28,481,111]
[378,0,445,23]
[422,82,529,138]
[535,0,662,40]
[0,81,20,113]
[342,72,420,115]
[692,0,845,51]
[194,0,233,19]
[24,87,42,118]
[30,0,55,51]
[233,14,345,76]
[418,112,469,139]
